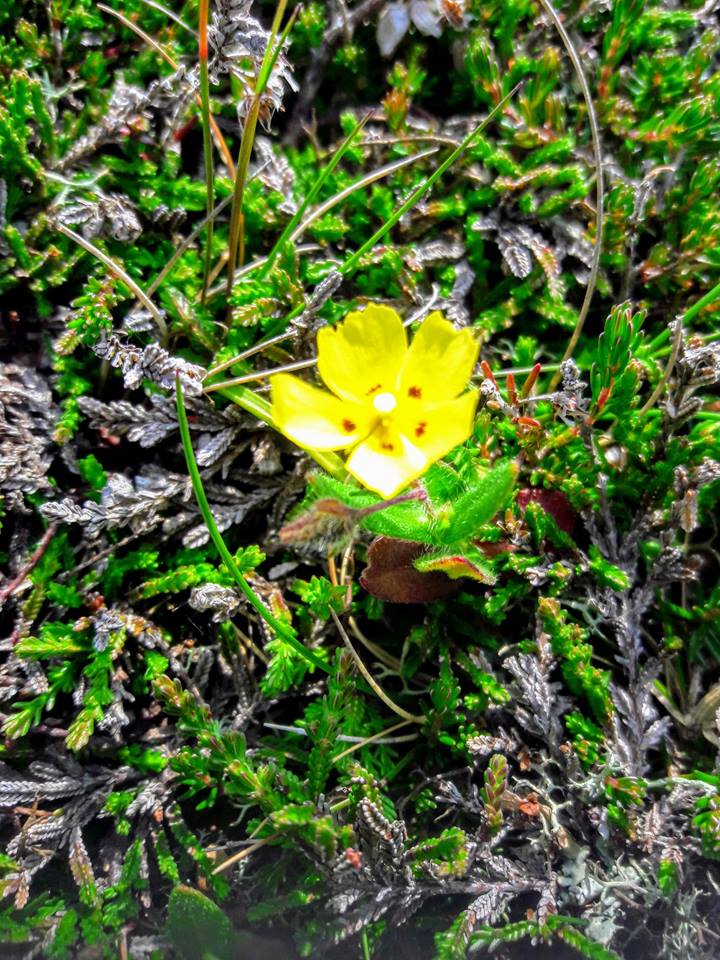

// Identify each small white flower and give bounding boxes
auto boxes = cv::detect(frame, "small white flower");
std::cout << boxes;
[376,2,410,57]
[376,0,455,57]
[409,0,443,38]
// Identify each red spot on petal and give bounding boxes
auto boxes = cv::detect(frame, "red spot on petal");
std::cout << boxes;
[408,385,422,398]
[381,442,395,451]
[342,419,357,432]
[366,383,382,395]
[415,421,427,437]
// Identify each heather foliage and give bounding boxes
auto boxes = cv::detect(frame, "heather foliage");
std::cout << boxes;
[1,1,719,958]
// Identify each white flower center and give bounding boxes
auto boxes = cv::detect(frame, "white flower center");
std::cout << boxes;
[372,392,397,415]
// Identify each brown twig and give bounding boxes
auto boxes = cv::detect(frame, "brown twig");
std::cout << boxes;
[0,524,58,607]
[639,315,684,415]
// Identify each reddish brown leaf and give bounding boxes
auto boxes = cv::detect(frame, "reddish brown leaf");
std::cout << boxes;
[360,537,460,604]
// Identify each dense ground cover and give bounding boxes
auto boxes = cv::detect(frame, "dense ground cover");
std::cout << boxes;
[1,0,720,957]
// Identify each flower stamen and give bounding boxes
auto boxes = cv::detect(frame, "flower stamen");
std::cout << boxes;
[373,392,397,414]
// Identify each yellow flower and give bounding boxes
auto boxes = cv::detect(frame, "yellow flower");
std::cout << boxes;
[270,304,479,498]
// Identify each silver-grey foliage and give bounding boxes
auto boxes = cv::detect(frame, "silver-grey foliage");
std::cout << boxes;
[208,0,297,125]
[92,335,205,395]
[0,363,57,501]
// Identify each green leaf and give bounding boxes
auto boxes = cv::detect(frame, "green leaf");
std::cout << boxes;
[166,886,235,960]
[77,454,107,492]
[232,544,265,574]
[657,859,679,897]
[15,628,85,660]
[310,473,434,542]
[524,501,576,551]
[409,827,470,877]
[421,461,468,504]
[555,923,624,959]
[588,546,631,591]
[360,500,435,542]
[144,649,170,682]
[414,546,497,584]
[270,804,315,827]
[436,460,518,544]
[117,745,167,774]
[0,852,19,873]
[292,575,346,620]
[429,653,460,716]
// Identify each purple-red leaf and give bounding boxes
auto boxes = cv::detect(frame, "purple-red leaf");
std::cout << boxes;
[517,488,576,534]
[360,537,459,604]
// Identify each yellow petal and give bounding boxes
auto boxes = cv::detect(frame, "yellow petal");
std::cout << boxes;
[317,303,407,403]
[345,426,427,498]
[398,311,479,404]
[398,389,478,463]
[270,373,371,451]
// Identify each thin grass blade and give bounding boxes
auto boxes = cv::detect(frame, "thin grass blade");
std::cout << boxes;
[175,378,330,674]
[260,111,372,276]
[198,0,214,303]
[339,81,523,277]
[225,0,294,297]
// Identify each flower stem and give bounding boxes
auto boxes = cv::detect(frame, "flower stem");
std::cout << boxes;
[176,378,330,675]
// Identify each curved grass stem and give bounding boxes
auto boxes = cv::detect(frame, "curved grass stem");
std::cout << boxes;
[648,277,720,351]
[55,224,167,340]
[259,110,373,277]
[639,277,720,410]
[211,831,282,875]
[331,719,416,763]
[97,3,235,176]
[147,195,233,299]
[330,610,423,724]
[536,0,604,390]
[212,382,347,480]
[176,379,330,675]
[339,82,524,278]
[206,149,436,309]
[639,314,683,415]
[225,0,295,300]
